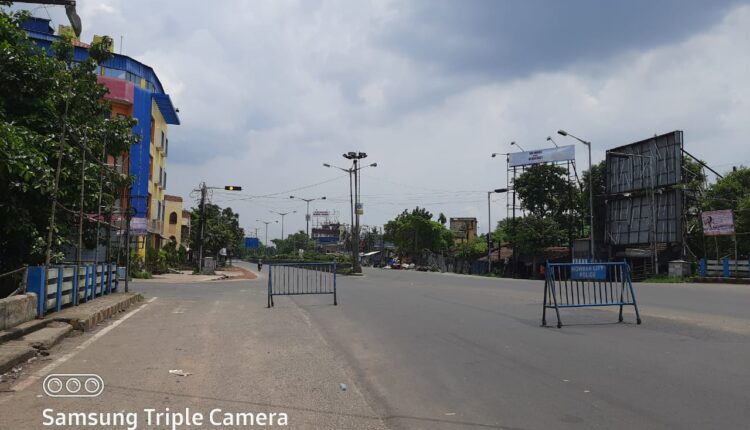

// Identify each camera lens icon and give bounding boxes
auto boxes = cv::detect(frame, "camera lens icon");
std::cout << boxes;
[43,374,104,397]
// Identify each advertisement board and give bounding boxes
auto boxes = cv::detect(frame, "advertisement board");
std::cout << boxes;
[508,145,575,167]
[702,210,735,236]
[450,218,477,242]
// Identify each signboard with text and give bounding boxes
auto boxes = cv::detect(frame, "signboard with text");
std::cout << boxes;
[508,145,575,167]
[129,218,147,236]
[702,210,735,236]
[571,264,607,281]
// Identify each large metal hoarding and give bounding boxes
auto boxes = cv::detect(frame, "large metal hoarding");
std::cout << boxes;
[606,131,683,194]
[604,131,684,246]
[606,189,682,246]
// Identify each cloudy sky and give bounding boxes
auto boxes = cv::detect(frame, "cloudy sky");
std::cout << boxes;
[20,0,750,241]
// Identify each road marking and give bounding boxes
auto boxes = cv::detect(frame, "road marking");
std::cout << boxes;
[0,297,158,400]
[171,305,187,314]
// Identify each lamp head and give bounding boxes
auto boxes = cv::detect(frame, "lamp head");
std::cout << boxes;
[323,163,331,167]
[557,130,568,136]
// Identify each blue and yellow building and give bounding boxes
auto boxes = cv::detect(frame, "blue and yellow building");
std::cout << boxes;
[22,17,180,257]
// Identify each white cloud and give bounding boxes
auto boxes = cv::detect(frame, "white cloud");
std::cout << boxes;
[19,1,750,239]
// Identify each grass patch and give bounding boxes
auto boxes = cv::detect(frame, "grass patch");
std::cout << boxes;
[131,271,153,279]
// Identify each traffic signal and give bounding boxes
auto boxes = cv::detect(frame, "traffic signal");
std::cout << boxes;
[224,186,242,191]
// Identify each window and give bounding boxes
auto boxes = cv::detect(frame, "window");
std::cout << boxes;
[149,156,154,180]
[169,212,178,225]
[163,172,167,189]
[146,193,152,219]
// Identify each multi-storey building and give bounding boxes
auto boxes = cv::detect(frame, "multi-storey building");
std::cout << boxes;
[22,17,180,258]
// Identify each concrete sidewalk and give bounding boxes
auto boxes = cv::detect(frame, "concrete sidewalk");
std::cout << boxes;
[0,292,142,376]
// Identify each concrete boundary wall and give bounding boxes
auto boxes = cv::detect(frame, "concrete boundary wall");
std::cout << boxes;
[0,293,37,330]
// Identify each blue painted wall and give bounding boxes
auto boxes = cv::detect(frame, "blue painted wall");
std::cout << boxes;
[129,87,152,218]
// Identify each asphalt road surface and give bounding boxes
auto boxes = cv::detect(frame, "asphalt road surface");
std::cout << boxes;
[2,263,748,430]
[295,267,750,430]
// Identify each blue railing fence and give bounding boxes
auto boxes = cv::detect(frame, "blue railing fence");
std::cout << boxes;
[267,262,337,308]
[26,263,119,317]
[543,261,642,328]
[698,258,750,278]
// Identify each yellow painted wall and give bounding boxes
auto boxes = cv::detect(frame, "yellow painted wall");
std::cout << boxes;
[164,198,184,246]
[151,100,168,234]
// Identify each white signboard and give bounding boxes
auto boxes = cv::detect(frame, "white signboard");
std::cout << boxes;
[508,145,575,167]
[129,218,147,236]
[702,210,735,236]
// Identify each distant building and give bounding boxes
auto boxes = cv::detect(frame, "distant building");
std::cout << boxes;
[22,17,180,258]
[450,217,478,244]
[181,210,192,250]
[164,195,184,246]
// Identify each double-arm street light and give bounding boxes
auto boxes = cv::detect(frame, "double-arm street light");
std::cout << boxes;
[324,153,377,274]
[608,151,658,274]
[289,195,326,237]
[487,188,509,274]
[510,141,525,152]
[558,129,594,261]
[270,210,296,241]
[256,219,278,250]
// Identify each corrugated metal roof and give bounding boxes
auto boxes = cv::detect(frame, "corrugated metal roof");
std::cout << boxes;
[152,93,180,125]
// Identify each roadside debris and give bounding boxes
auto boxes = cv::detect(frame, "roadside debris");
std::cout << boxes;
[168,369,192,377]
[339,383,347,392]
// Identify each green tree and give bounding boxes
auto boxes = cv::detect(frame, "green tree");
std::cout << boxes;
[702,166,750,257]
[0,8,137,275]
[272,230,314,255]
[579,161,606,244]
[383,207,453,256]
[514,164,574,219]
[189,205,245,259]
[501,215,566,255]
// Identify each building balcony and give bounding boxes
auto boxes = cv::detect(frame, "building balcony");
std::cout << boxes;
[147,219,162,234]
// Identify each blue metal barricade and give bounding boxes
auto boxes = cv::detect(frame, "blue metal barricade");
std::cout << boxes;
[543,262,642,328]
[267,262,337,308]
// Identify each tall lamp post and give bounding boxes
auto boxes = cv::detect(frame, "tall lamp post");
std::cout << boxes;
[289,196,326,237]
[558,129,595,261]
[256,219,278,254]
[487,188,508,274]
[608,151,658,274]
[324,154,377,274]
[270,210,296,241]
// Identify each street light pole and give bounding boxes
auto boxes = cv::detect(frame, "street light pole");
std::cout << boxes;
[559,130,595,261]
[290,196,326,237]
[325,156,377,274]
[270,210,296,241]
[486,188,509,274]
[256,219,278,255]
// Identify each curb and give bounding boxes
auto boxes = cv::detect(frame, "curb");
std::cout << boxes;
[60,294,144,330]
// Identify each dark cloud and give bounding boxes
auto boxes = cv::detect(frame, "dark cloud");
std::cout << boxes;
[379,0,742,79]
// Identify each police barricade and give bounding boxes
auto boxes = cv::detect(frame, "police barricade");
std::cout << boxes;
[543,262,642,328]
[267,262,337,308]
